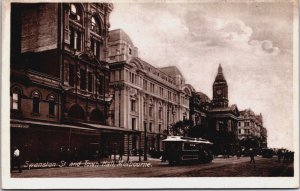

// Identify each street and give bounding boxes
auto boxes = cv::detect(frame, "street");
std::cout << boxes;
[11,156,293,177]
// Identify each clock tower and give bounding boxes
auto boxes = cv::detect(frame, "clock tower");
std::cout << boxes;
[212,64,228,108]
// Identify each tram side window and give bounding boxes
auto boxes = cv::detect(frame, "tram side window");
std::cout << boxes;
[183,143,198,151]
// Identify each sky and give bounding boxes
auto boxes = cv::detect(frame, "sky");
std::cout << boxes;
[109,0,296,150]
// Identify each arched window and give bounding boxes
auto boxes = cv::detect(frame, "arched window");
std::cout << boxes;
[91,16,100,34]
[32,90,41,114]
[68,104,85,120]
[90,109,105,123]
[69,4,82,50]
[48,94,55,116]
[69,4,82,23]
[11,87,22,110]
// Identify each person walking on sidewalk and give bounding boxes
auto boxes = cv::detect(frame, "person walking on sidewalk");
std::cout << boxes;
[249,148,255,164]
[119,146,124,161]
[11,146,22,173]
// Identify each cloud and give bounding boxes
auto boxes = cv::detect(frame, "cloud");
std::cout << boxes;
[110,3,294,150]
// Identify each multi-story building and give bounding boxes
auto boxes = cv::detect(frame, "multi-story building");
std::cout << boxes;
[10,3,267,162]
[238,109,267,148]
[10,3,138,162]
[107,29,194,153]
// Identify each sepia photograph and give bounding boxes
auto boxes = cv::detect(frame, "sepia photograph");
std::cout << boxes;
[1,0,299,189]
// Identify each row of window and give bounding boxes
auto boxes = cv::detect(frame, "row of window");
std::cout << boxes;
[112,69,186,104]
[238,121,250,126]
[68,64,105,94]
[11,90,56,116]
[131,120,162,133]
[69,4,102,58]
[238,129,250,134]
[131,100,177,120]
[11,88,105,123]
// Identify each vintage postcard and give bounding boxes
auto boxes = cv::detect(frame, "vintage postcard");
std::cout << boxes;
[1,0,299,189]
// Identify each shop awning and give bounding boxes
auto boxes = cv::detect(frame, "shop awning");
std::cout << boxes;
[78,122,134,133]
[10,119,97,132]
[11,120,136,134]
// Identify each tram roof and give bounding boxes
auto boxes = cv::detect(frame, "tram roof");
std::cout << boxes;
[162,136,213,144]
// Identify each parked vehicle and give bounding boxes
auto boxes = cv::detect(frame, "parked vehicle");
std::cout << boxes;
[162,136,213,165]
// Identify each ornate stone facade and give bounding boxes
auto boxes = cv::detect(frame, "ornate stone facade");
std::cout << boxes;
[238,109,267,148]
[107,29,194,153]
[208,65,240,155]
[10,3,132,162]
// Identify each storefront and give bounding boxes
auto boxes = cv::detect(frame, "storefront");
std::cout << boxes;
[11,119,135,163]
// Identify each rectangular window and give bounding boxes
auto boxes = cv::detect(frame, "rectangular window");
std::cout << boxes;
[69,64,75,86]
[149,106,153,117]
[49,100,55,116]
[143,79,147,90]
[132,118,136,130]
[150,83,155,93]
[88,72,93,92]
[131,100,136,112]
[32,97,40,113]
[159,124,161,133]
[149,123,152,132]
[159,87,164,97]
[129,72,134,83]
[70,28,81,50]
[245,122,250,126]
[80,69,86,90]
[238,122,241,126]
[91,38,100,59]
[12,93,19,110]
[143,102,147,116]
[76,31,81,50]
[97,76,104,95]
[159,108,162,120]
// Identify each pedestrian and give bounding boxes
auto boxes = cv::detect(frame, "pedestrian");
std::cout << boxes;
[249,148,255,164]
[119,146,124,161]
[138,148,143,162]
[223,149,227,159]
[236,149,241,159]
[66,148,71,166]
[277,149,282,163]
[11,146,22,173]
[94,150,100,164]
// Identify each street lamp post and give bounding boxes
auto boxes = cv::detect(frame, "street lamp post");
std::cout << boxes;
[144,123,147,161]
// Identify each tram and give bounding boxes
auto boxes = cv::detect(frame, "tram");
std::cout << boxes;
[162,136,213,165]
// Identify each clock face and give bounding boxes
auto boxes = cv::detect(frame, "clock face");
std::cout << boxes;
[217,89,222,95]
